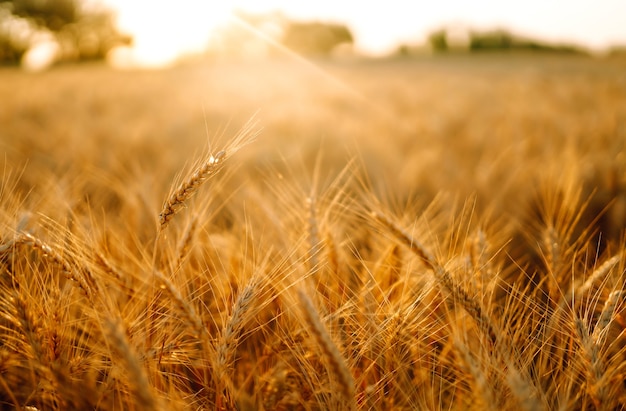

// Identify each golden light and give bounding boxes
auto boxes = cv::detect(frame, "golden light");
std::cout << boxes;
[102,0,626,68]
[105,0,233,68]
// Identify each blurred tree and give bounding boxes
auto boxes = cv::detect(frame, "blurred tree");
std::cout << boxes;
[469,29,585,54]
[424,26,587,56]
[428,29,448,53]
[3,0,77,30]
[468,29,513,51]
[282,21,353,56]
[0,0,129,65]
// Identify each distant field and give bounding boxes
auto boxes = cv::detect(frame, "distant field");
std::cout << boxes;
[1,54,625,410]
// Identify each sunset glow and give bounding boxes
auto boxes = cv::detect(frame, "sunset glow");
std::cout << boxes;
[105,0,233,67]
[103,0,626,67]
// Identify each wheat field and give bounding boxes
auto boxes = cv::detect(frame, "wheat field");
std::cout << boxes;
[1,54,626,410]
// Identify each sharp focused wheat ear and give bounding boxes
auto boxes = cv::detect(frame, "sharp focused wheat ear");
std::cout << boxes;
[158,150,226,230]
[158,120,258,231]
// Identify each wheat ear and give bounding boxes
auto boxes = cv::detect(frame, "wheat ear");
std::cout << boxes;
[454,336,498,411]
[373,209,546,409]
[104,318,158,411]
[574,317,608,410]
[216,277,259,375]
[158,120,258,231]
[592,289,624,343]
[215,274,263,408]
[11,293,45,364]
[16,232,94,298]
[158,150,226,230]
[370,211,498,343]
[297,288,355,410]
[573,252,622,301]
[152,270,206,341]
[370,211,436,269]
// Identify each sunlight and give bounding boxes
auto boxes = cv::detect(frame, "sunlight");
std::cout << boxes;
[105,0,233,68]
[103,0,626,68]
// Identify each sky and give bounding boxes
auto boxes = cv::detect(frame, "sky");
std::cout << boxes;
[102,0,626,67]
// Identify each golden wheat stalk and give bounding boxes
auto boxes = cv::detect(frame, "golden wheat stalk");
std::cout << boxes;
[372,208,547,409]
[214,273,268,410]
[370,211,437,270]
[505,367,545,411]
[216,276,260,379]
[158,119,258,231]
[574,252,622,300]
[14,232,94,298]
[453,335,498,411]
[574,317,608,410]
[104,318,159,411]
[152,270,206,341]
[10,293,45,364]
[172,216,198,270]
[592,289,624,343]
[158,150,226,230]
[297,287,355,410]
[371,210,498,343]
[306,195,322,271]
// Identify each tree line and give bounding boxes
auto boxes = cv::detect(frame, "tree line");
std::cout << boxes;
[3,1,617,67]
[425,27,587,55]
[0,0,130,65]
